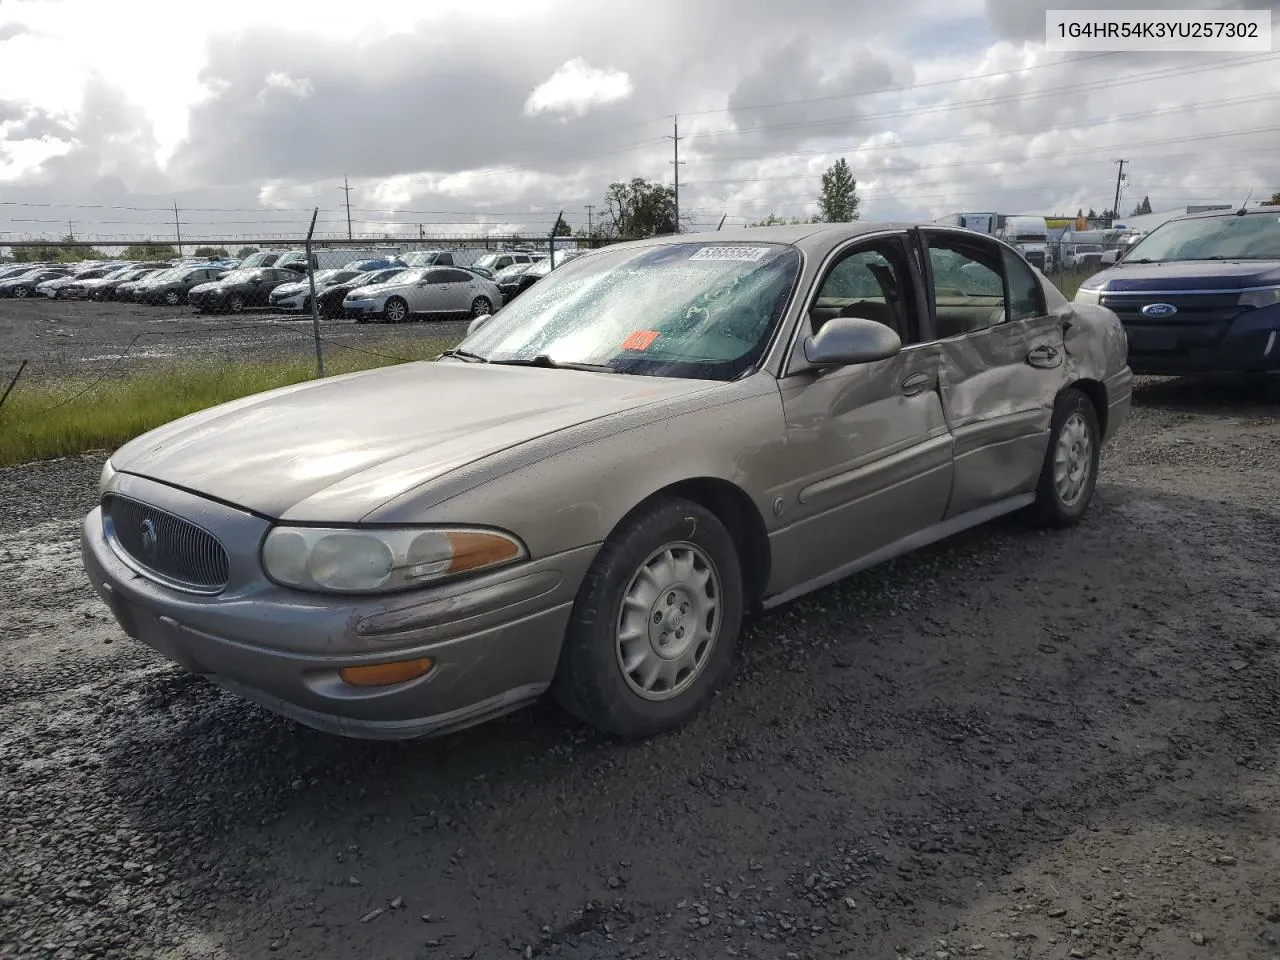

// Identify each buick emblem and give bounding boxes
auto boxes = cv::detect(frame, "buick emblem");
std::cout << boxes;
[1140,302,1178,318]
[139,518,159,560]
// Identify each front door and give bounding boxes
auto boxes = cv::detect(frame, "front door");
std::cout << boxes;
[915,228,1069,518]
[769,232,955,593]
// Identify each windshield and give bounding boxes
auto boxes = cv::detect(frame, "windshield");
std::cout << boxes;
[1013,234,1047,243]
[380,267,426,284]
[1122,213,1280,262]
[458,241,801,381]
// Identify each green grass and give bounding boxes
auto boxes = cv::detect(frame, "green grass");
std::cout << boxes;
[1053,270,1093,301]
[0,337,452,468]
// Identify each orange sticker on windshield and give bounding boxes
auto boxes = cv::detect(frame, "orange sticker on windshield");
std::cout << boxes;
[621,330,660,351]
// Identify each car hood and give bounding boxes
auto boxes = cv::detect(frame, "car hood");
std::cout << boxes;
[109,360,716,521]
[272,281,310,295]
[1086,258,1280,292]
[344,281,406,299]
[189,281,222,294]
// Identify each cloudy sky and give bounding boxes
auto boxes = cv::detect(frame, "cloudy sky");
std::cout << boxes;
[1,0,1278,246]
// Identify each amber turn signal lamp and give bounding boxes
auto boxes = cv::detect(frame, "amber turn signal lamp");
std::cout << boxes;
[339,657,433,687]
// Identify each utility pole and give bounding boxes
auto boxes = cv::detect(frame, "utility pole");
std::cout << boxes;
[173,201,183,256]
[585,204,594,246]
[1111,159,1127,225]
[717,214,726,231]
[67,220,73,240]
[667,116,685,234]
[340,176,353,240]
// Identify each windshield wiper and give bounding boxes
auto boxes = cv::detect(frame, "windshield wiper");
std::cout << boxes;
[487,354,615,373]
[1124,258,1162,264]
[439,347,489,362]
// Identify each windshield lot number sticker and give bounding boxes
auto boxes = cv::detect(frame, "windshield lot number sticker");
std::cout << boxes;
[622,330,660,351]
[690,246,770,262]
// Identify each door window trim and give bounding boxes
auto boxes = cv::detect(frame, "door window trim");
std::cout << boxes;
[781,229,926,378]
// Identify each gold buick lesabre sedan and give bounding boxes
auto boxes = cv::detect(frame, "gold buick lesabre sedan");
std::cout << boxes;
[82,222,1133,740]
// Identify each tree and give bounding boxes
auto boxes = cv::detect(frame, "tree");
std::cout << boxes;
[553,219,572,237]
[602,178,677,238]
[749,212,818,226]
[120,241,177,260]
[194,246,229,258]
[817,158,860,223]
[236,246,260,258]
[1130,195,1152,216]
[1076,208,1084,218]
[1086,208,1098,219]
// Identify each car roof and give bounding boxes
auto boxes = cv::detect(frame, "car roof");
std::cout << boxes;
[1167,205,1280,223]
[607,221,926,256]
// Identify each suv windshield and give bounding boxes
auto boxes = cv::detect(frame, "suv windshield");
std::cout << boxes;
[1123,213,1280,262]
[457,241,801,381]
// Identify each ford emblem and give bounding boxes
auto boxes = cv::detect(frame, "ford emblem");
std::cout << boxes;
[1140,302,1178,318]
[140,518,159,560]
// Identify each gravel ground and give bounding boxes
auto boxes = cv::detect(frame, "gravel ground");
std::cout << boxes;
[0,298,470,381]
[1,375,1279,960]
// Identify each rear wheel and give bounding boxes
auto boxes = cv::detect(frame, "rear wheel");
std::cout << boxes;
[383,297,408,323]
[1024,387,1101,529]
[551,497,744,738]
[228,293,245,314]
[163,289,180,306]
[13,286,28,298]
[470,296,492,318]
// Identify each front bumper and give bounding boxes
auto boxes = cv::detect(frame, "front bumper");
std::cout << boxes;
[80,474,595,740]
[270,292,309,312]
[1121,317,1280,375]
[343,298,382,317]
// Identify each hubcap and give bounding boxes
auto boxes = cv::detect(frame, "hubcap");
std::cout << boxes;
[472,298,489,317]
[615,542,721,702]
[387,301,406,322]
[1053,411,1092,507]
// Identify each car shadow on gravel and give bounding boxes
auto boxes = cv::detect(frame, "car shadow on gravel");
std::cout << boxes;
[1131,373,1280,413]
[90,480,1280,959]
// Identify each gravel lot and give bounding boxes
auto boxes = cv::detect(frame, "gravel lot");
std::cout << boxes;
[2,375,1279,960]
[0,298,469,381]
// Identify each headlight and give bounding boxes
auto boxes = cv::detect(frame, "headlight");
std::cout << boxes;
[1073,285,1102,306]
[1239,286,1280,309]
[261,526,527,595]
[98,459,116,495]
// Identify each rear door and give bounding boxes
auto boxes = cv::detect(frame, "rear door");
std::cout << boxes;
[913,227,1067,517]
[770,230,955,591]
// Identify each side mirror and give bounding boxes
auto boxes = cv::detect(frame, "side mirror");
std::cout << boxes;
[1099,250,1119,265]
[467,312,493,336]
[802,316,902,367]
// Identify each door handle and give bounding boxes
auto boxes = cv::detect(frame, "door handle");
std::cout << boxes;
[1026,344,1062,368]
[900,372,932,396]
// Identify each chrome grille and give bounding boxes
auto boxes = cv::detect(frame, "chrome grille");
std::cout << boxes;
[104,494,230,593]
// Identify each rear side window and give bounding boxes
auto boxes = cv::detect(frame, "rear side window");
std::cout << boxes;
[1002,249,1047,321]
[441,268,474,283]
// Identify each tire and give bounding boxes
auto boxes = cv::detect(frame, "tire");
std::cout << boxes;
[163,289,180,306]
[551,497,744,738]
[470,296,492,318]
[1024,387,1101,529]
[383,297,408,323]
[13,286,28,299]
[228,293,245,314]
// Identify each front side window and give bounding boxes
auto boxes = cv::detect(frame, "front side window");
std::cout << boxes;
[459,241,801,381]
[810,243,915,340]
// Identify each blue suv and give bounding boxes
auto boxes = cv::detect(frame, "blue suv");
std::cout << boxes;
[1074,206,1280,376]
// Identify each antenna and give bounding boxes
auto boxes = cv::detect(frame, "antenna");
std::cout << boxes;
[1237,188,1254,215]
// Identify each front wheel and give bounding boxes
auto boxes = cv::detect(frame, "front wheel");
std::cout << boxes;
[13,286,28,299]
[1024,387,1101,529]
[228,293,245,314]
[163,290,180,306]
[382,297,408,323]
[551,497,744,738]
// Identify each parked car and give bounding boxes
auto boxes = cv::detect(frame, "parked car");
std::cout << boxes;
[188,266,299,313]
[0,264,37,282]
[273,249,400,273]
[342,266,502,322]
[0,267,70,298]
[1074,205,1280,376]
[342,257,406,273]
[267,269,366,314]
[472,251,538,274]
[113,271,167,302]
[37,263,119,298]
[463,265,496,281]
[126,267,184,302]
[138,265,230,306]
[235,251,282,270]
[81,222,1132,742]
[315,268,406,320]
[400,249,487,268]
[492,262,535,301]
[83,267,154,301]
[58,264,138,300]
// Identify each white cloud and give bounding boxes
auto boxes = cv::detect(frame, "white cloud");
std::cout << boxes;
[523,58,634,118]
[258,72,314,102]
